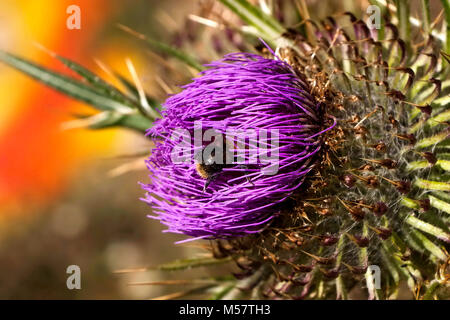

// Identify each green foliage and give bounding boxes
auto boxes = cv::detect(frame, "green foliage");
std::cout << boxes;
[0,50,155,132]
[118,24,204,72]
[219,0,285,45]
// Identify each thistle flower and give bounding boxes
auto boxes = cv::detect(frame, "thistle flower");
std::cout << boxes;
[142,52,334,240]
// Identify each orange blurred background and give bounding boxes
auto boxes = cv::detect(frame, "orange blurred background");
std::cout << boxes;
[0,0,147,212]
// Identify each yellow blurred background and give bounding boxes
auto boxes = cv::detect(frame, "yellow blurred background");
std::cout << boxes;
[0,0,197,212]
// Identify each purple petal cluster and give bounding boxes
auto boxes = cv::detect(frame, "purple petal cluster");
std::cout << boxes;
[141,53,333,241]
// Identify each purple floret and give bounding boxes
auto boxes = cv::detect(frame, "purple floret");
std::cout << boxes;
[141,52,334,242]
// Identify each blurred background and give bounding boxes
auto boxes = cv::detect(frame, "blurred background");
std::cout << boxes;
[0,0,206,299]
[0,0,440,299]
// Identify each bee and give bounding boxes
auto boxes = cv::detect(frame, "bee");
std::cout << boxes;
[195,147,227,192]
[194,137,231,192]
[195,141,253,192]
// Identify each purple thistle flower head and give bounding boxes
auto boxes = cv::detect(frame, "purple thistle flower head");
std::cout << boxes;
[142,52,334,242]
